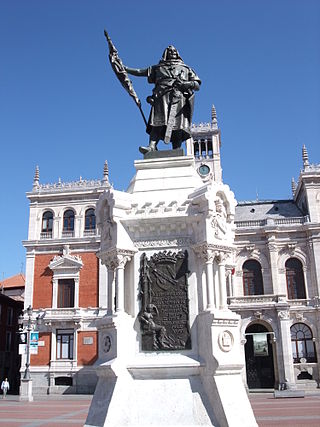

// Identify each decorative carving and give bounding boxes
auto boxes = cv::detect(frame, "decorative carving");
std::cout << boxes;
[293,312,305,322]
[245,245,255,254]
[34,178,107,193]
[138,250,191,351]
[192,242,233,263]
[286,243,296,255]
[278,310,290,320]
[103,335,112,353]
[218,330,234,352]
[253,311,263,319]
[101,248,135,270]
[49,247,83,271]
[313,296,320,308]
[134,237,193,249]
[211,196,227,240]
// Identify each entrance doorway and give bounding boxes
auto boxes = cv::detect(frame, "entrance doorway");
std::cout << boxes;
[245,323,275,389]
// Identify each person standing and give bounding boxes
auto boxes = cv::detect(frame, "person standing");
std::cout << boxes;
[1,378,9,398]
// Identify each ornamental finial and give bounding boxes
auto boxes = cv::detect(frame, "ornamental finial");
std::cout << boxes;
[103,160,109,183]
[302,145,309,169]
[33,165,39,189]
[211,104,218,129]
[291,177,296,197]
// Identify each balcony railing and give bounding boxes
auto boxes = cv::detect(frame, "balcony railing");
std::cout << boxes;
[40,231,53,239]
[235,216,309,229]
[62,230,74,238]
[228,294,280,305]
[84,229,97,237]
[235,219,267,228]
[228,295,319,308]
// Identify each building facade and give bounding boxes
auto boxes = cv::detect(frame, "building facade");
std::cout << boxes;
[0,293,23,394]
[23,109,320,394]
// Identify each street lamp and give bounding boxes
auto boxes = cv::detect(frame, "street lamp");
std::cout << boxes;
[18,305,34,401]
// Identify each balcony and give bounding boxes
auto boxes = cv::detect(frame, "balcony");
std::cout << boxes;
[40,231,52,239]
[84,229,97,237]
[61,230,74,238]
[228,295,319,309]
[228,294,280,306]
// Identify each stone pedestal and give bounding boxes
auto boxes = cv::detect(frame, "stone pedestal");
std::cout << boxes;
[20,379,33,402]
[86,154,257,426]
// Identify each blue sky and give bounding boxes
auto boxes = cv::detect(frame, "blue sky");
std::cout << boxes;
[1,0,319,278]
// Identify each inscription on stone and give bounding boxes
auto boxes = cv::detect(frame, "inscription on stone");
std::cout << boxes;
[138,250,191,351]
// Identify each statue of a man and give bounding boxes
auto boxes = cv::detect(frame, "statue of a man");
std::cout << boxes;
[125,46,201,154]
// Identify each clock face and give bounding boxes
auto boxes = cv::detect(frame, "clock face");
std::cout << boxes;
[198,164,210,176]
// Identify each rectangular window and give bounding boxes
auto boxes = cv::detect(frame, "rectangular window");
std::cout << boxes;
[58,279,75,308]
[56,329,74,360]
[7,307,13,325]
[5,331,12,351]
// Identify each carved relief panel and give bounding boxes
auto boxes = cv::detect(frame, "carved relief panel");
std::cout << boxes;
[138,250,191,351]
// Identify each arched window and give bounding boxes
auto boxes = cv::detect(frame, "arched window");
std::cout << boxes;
[291,323,316,363]
[285,258,306,299]
[85,208,96,230]
[41,211,53,232]
[63,210,75,231]
[242,260,264,296]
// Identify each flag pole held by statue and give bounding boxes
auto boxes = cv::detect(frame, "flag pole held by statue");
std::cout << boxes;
[104,30,148,126]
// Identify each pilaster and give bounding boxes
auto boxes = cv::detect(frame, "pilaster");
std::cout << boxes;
[277,309,296,388]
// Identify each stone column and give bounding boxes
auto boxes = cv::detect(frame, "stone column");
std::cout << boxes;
[103,249,135,315]
[217,253,227,309]
[115,256,128,313]
[52,278,58,308]
[50,328,56,363]
[74,277,80,308]
[277,309,296,388]
[107,268,115,314]
[24,250,35,308]
[205,259,215,311]
[98,260,108,308]
[52,215,60,239]
[192,244,216,311]
[268,241,280,295]
[230,270,235,296]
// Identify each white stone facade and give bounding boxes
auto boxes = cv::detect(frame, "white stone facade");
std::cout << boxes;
[23,111,320,401]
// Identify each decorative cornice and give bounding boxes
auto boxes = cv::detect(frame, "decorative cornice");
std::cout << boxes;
[134,237,193,249]
[32,178,108,193]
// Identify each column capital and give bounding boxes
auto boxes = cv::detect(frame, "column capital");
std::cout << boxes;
[100,248,136,270]
[192,242,233,263]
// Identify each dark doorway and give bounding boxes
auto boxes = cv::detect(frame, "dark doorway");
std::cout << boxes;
[245,323,275,389]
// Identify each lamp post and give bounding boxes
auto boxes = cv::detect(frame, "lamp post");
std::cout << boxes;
[19,305,34,402]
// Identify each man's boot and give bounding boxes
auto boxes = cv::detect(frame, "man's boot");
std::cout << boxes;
[139,140,158,154]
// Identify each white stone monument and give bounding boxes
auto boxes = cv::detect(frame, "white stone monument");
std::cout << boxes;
[85,153,257,427]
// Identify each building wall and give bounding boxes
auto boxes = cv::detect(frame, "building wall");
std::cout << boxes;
[77,331,98,365]
[33,254,55,309]
[31,332,51,366]
[78,253,99,308]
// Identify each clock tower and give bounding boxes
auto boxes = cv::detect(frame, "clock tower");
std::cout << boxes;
[187,104,222,183]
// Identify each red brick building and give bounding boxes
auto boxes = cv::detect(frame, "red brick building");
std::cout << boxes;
[22,165,109,394]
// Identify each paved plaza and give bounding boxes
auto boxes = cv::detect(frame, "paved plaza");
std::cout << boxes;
[0,392,320,426]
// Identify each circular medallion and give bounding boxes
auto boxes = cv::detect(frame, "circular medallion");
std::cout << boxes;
[218,330,234,352]
[198,164,210,176]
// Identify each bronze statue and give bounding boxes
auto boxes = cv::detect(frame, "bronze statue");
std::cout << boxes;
[104,32,201,154]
